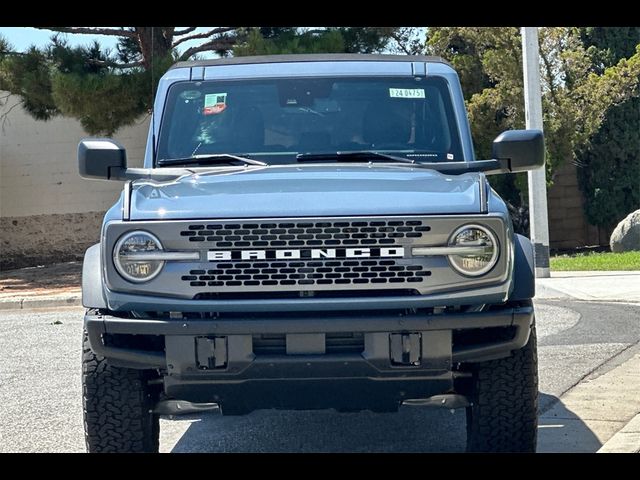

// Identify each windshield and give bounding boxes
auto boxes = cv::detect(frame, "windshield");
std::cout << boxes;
[157,76,464,165]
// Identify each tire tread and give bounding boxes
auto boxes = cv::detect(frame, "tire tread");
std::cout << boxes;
[82,330,159,453]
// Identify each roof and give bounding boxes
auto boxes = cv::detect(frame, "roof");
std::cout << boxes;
[170,53,450,70]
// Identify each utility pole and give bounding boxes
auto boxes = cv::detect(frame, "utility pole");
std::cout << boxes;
[521,27,550,278]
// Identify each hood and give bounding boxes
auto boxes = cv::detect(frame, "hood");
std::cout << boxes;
[129,165,485,220]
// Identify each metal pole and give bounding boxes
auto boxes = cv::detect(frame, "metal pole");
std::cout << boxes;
[521,27,550,278]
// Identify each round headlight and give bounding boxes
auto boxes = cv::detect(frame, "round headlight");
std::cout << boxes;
[113,231,164,283]
[448,225,499,277]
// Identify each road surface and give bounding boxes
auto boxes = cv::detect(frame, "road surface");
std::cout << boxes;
[0,299,638,452]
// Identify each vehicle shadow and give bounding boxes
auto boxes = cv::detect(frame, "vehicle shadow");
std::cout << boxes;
[163,392,601,452]
[537,392,605,453]
[164,406,467,453]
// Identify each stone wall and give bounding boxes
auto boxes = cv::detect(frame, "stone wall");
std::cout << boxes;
[0,92,149,269]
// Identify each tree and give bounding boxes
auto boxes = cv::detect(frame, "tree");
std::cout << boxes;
[1,27,414,135]
[0,27,239,134]
[426,27,640,217]
[575,27,640,228]
[232,27,420,56]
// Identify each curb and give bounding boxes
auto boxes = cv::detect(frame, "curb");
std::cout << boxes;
[597,412,640,453]
[0,294,82,311]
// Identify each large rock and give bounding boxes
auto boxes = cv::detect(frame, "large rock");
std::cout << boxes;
[610,209,640,253]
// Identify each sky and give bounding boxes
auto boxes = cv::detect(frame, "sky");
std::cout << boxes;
[0,27,427,58]
[0,27,120,51]
[0,27,219,58]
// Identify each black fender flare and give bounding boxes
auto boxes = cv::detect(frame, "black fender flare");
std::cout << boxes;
[82,244,107,309]
[509,234,536,301]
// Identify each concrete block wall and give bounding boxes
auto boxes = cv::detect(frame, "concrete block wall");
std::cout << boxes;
[547,161,612,250]
[0,92,150,269]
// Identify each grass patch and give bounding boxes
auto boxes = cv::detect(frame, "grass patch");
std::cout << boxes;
[551,251,640,271]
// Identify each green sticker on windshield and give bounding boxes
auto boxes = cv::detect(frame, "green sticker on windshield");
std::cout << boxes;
[204,93,227,115]
[389,88,425,99]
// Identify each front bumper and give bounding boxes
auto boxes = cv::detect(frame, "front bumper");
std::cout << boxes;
[85,304,533,413]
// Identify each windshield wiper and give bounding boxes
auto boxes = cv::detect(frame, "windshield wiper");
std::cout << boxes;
[295,151,511,175]
[296,151,416,164]
[158,154,268,167]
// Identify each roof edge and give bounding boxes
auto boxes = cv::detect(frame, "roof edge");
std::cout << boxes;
[170,53,451,70]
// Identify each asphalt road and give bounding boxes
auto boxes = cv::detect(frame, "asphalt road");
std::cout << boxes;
[1,299,639,453]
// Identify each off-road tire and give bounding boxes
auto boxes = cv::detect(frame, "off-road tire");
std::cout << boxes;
[82,329,160,453]
[465,322,538,452]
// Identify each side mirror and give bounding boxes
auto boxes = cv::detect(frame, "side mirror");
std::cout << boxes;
[78,139,127,180]
[492,129,544,173]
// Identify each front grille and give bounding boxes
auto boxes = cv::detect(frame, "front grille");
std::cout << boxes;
[181,260,431,288]
[106,215,508,299]
[252,332,365,355]
[180,220,431,248]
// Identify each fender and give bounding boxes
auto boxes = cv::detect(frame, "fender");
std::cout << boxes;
[82,244,107,309]
[509,234,536,301]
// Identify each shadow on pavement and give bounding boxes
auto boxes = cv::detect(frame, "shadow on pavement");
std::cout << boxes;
[537,392,603,453]
[166,406,466,453]
[164,392,600,452]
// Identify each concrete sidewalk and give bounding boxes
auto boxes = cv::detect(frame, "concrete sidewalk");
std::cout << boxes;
[536,271,640,303]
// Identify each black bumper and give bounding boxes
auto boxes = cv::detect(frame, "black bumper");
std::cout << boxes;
[85,305,533,412]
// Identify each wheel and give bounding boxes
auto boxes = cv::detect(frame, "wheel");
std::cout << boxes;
[465,322,538,452]
[82,329,160,453]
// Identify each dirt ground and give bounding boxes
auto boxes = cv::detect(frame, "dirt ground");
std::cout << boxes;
[0,262,82,299]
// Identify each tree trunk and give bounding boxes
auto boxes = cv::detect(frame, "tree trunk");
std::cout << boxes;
[135,27,174,70]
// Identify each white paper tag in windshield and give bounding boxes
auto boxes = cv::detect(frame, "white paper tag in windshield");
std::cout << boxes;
[389,88,425,99]
[203,93,227,115]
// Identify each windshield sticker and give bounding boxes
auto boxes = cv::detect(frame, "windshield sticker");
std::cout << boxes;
[389,88,425,99]
[203,93,227,115]
[447,153,454,160]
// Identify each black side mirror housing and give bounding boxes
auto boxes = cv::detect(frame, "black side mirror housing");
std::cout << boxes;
[492,129,544,173]
[78,139,127,180]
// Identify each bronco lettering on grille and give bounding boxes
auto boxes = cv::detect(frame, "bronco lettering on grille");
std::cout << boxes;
[207,247,405,261]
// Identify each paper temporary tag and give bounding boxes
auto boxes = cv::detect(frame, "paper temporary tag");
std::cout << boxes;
[389,88,425,99]
[203,93,227,115]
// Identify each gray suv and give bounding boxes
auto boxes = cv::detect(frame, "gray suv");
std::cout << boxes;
[79,54,543,453]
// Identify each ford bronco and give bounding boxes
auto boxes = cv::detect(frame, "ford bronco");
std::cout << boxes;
[79,54,542,452]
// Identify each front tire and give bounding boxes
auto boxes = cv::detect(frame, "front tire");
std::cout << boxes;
[82,330,160,453]
[465,322,538,452]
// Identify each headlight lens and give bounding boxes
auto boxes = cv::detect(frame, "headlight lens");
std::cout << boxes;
[113,231,164,283]
[448,225,499,276]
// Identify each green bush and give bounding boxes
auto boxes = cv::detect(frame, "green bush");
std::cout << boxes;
[576,97,640,228]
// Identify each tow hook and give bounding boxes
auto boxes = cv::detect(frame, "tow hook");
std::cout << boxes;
[154,399,219,415]
[402,394,471,409]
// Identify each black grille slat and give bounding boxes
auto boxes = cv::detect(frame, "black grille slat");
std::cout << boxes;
[181,258,430,288]
[180,219,431,247]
